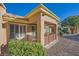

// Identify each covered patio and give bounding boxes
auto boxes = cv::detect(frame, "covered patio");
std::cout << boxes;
[26,18,58,46]
[44,22,57,45]
[25,4,59,46]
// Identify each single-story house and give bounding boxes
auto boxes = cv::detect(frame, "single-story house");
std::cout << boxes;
[0,3,59,49]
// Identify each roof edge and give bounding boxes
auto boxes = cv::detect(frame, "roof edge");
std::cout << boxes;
[40,4,60,20]
[0,3,6,10]
[25,4,60,21]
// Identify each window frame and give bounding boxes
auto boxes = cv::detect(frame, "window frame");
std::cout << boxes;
[9,24,26,39]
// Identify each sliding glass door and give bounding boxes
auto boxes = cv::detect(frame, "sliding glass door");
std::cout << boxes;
[10,24,26,40]
[32,25,37,41]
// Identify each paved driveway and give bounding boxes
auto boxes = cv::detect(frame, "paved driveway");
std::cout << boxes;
[47,34,79,56]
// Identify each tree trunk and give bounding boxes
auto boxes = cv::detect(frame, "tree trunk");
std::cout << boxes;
[70,27,75,34]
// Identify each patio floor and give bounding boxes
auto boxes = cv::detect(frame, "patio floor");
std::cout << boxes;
[47,34,79,56]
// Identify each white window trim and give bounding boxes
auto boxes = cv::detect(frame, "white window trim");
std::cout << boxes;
[9,24,26,40]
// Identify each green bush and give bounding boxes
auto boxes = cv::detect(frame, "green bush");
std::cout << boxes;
[59,30,64,36]
[8,40,46,56]
[62,28,68,34]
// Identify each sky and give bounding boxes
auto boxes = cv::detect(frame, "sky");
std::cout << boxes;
[4,3,79,21]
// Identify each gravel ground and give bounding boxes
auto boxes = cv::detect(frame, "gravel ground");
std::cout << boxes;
[47,35,79,56]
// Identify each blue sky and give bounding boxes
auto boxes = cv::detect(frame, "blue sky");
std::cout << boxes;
[4,3,79,21]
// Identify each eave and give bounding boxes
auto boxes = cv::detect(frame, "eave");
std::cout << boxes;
[2,15,28,24]
[0,3,6,10]
[25,4,60,21]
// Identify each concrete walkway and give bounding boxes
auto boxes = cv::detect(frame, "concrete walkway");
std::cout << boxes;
[47,35,79,56]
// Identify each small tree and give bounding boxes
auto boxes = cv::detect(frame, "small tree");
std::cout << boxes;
[61,16,79,34]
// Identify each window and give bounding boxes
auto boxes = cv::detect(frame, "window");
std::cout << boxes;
[15,24,19,34]
[10,24,15,39]
[10,24,26,40]
[20,25,22,34]
[15,24,19,39]
[49,27,53,33]
[45,26,53,34]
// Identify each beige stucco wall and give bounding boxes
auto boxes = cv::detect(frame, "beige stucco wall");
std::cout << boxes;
[0,5,6,46]
[27,13,40,42]
[2,23,8,45]
[27,25,32,41]
[0,15,3,46]
[28,13,40,24]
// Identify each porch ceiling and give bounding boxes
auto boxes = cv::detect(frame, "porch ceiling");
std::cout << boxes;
[45,21,56,25]
[44,19,57,25]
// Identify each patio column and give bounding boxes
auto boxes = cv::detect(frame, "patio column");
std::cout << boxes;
[27,25,32,41]
[56,24,58,40]
[37,17,45,46]
[0,14,3,54]
[0,15,3,45]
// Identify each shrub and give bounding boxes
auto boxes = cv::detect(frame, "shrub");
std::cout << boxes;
[62,28,68,34]
[59,30,64,36]
[8,40,46,56]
